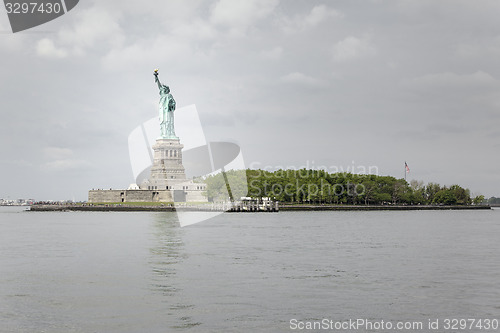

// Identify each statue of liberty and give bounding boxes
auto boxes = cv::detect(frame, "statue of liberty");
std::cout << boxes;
[154,69,177,139]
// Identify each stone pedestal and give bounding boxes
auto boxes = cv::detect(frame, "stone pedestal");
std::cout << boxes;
[90,136,207,203]
[142,138,187,189]
[151,138,186,180]
[139,138,207,202]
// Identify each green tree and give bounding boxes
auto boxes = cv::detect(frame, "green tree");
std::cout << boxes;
[472,195,485,205]
[433,188,457,205]
[425,183,441,204]
[361,180,377,205]
[374,192,392,204]
[449,185,471,205]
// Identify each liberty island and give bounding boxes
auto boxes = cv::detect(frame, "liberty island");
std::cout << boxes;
[42,72,488,210]
[88,70,207,203]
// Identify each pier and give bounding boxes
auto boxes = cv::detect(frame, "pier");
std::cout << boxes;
[226,197,279,212]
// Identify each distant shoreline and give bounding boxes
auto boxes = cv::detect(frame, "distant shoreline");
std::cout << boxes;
[28,204,491,212]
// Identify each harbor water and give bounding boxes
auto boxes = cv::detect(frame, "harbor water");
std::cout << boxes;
[1,207,499,332]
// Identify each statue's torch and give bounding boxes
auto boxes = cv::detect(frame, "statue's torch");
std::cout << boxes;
[154,69,159,84]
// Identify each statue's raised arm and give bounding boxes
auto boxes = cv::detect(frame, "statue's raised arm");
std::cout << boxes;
[154,69,162,90]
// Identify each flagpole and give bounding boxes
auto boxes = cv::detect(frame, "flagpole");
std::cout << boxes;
[404,161,407,182]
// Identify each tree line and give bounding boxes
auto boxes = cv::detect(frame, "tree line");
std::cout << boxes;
[202,169,483,205]
[486,197,500,205]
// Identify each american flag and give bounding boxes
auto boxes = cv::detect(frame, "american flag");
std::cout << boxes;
[405,162,410,174]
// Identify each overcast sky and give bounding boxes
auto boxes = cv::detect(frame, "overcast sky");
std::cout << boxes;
[1,0,499,201]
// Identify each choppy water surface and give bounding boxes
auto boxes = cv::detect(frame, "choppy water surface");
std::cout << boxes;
[1,207,499,332]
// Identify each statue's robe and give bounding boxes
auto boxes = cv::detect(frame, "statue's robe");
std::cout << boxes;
[159,91,177,138]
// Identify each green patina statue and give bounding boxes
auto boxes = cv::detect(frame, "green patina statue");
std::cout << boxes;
[154,69,177,139]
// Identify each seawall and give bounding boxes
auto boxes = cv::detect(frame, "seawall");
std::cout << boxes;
[29,204,491,212]
[30,205,176,212]
[279,205,491,211]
